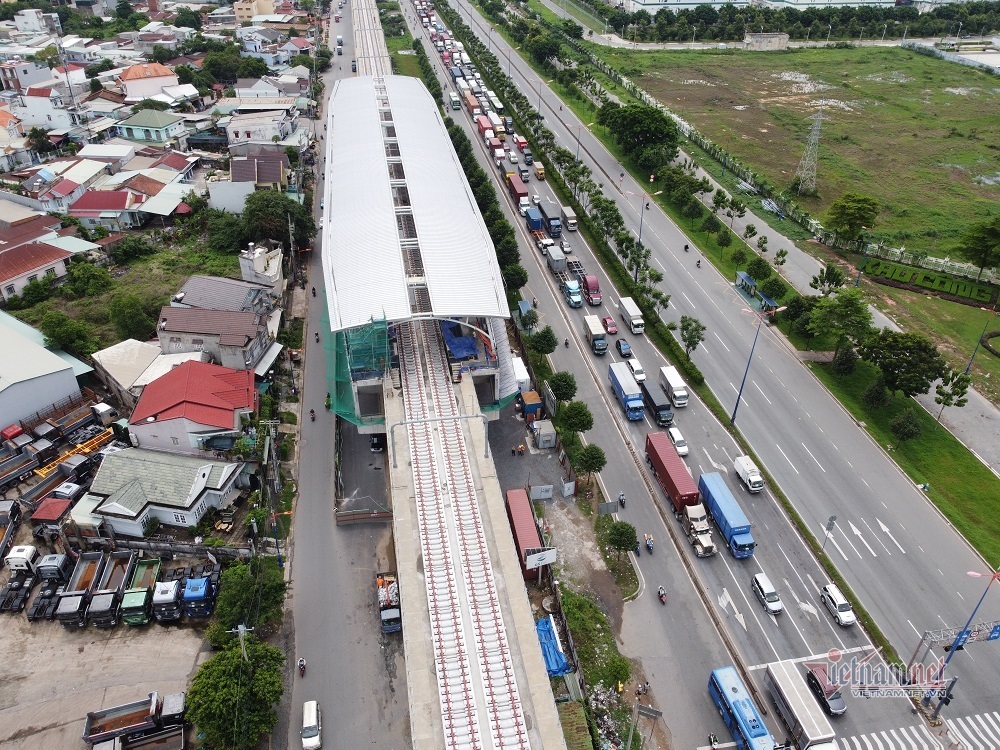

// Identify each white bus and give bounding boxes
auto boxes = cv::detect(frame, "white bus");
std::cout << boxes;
[449,92,461,110]
[487,111,505,140]
[488,94,504,115]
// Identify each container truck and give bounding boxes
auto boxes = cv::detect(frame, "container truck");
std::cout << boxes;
[506,173,529,214]
[152,580,183,622]
[57,551,107,628]
[645,432,716,557]
[464,91,480,116]
[561,205,578,231]
[121,558,161,626]
[619,296,644,334]
[584,315,608,355]
[699,472,755,558]
[640,381,673,427]
[487,111,505,140]
[476,115,492,138]
[82,691,186,746]
[525,207,544,232]
[376,571,402,633]
[512,134,528,151]
[183,576,217,618]
[537,200,562,238]
[765,661,837,750]
[547,249,582,307]
[566,260,601,305]
[609,362,644,420]
[87,550,138,628]
[734,456,764,493]
[659,365,689,408]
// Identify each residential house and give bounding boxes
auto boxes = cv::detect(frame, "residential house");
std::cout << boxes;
[0,319,82,430]
[234,77,282,99]
[236,26,283,46]
[76,142,137,170]
[91,338,207,411]
[225,109,296,146]
[116,109,188,149]
[135,31,181,56]
[0,242,72,302]
[86,447,247,537]
[0,59,54,94]
[205,5,236,24]
[230,151,289,189]
[173,274,280,316]
[0,108,34,171]
[128,359,257,455]
[4,158,110,213]
[117,62,180,103]
[51,63,89,92]
[280,36,314,55]
[239,240,284,292]
[13,9,62,35]
[234,0,276,25]
[6,87,91,132]
[156,306,282,374]
[68,190,146,231]
[240,42,290,69]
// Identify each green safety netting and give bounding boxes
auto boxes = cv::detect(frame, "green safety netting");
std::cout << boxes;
[322,305,391,427]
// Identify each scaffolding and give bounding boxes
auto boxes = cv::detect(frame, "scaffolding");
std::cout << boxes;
[326,312,393,426]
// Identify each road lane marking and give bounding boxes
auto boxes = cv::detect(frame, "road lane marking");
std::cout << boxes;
[753,381,772,404]
[776,444,799,473]
[835,521,864,558]
[712,331,730,352]
[877,518,906,553]
[863,517,892,555]
[682,292,695,308]
[849,520,878,556]
[801,443,826,472]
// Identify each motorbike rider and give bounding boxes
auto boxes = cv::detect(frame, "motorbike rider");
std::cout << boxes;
[297,657,306,672]
[618,491,625,507]
[564,338,569,348]
[657,586,666,600]
[311,286,316,297]
[696,259,701,268]
[309,409,315,421]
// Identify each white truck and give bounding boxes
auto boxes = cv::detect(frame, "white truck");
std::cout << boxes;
[734,455,764,493]
[584,315,608,355]
[619,296,644,334]
[561,205,578,231]
[765,661,837,750]
[659,365,689,408]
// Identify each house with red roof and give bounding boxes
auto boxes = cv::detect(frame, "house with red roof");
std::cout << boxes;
[0,242,73,303]
[128,360,258,455]
[117,62,180,103]
[68,190,146,231]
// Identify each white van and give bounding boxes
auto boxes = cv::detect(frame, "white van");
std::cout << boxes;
[734,456,764,493]
[301,700,322,749]
[627,358,646,383]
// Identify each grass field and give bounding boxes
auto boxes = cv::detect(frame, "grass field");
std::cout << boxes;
[590,45,1000,253]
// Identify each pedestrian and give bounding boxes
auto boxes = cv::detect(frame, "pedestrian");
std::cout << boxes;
[645,681,650,694]
[511,446,516,456]
[519,444,525,456]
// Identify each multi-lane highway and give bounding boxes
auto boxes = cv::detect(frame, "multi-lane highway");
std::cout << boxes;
[413,3,1000,746]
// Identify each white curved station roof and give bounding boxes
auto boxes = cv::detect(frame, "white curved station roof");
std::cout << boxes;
[321,75,510,331]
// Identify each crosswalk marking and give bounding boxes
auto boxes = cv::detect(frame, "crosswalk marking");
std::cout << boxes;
[836,711,1000,750]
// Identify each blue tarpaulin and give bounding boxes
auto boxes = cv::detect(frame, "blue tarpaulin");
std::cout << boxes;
[441,320,479,360]
[535,615,570,677]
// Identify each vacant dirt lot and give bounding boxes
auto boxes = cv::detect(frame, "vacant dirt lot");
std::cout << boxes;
[0,594,207,749]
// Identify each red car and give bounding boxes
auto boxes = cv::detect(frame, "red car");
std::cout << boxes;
[602,316,618,335]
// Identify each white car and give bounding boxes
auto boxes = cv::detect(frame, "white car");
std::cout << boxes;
[508,151,519,164]
[668,426,688,457]
[532,194,541,205]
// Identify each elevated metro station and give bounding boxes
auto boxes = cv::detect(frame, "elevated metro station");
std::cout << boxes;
[320,74,566,750]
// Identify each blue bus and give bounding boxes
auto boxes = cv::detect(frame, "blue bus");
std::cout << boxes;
[708,667,775,750]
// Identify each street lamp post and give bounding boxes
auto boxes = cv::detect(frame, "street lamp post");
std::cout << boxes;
[625,189,662,280]
[574,122,594,161]
[730,307,786,427]
[854,227,872,287]
[965,305,998,375]
[922,565,1000,707]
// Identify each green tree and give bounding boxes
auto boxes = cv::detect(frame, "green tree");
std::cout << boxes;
[174,7,202,29]
[237,56,269,78]
[89,77,103,94]
[810,264,847,295]
[530,325,558,355]
[606,520,638,561]
[934,369,971,425]
[862,375,890,409]
[726,198,746,227]
[560,401,594,433]
[807,286,873,357]
[548,371,577,402]
[206,210,245,251]
[859,331,947,399]
[711,189,728,214]
[242,190,315,248]
[730,247,748,270]
[953,216,1000,280]
[135,98,171,111]
[502,264,528,290]
[575,443,607,485]
[746,257,772,283]
[186,637,284,750]
[889,407,922,443]
[743,223,757,242]
[39,311,99,355]
[203,50,241,81]
[109,293,154,340]
[63,263,114,298]
[108,236,154,264]
[680,315,705,357]
[826,192,880,243]
[206,558,287,648]
[681,198,704,227]
[716,228,732,248]
[115,0,133,19]
[27,127,57,154]
[699,213,721,235]
[149,45,172,64]
[597,103,679,163]
[774,249,788,267]
[760,276,787,302]
[19,277,55,306]
[519,309,538,331]
[831,346,858,375]
[756,235,768,254]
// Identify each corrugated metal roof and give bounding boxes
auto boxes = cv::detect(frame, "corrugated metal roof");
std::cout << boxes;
[322,76,509,332]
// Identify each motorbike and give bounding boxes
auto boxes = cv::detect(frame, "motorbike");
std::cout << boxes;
[325,393,331,411]
[298,658,306,677]
[696,259,701,268]
[564,338,570,348]
[618,492,625,508]
[645,202,650,210]
[709,733,719,749]
[645,534,653,554]
[315,332,320,343]
[657,586,667,605]
[310,410,315,422]
[684,244,689,252]
[311,286,316,297]
[532,297,538,308]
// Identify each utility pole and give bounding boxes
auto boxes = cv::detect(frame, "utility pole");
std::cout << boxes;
[794,106,822,195]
